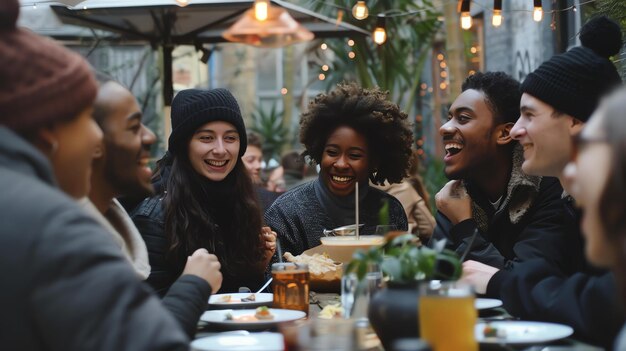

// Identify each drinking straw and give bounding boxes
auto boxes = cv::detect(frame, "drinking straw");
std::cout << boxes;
[459,228,479,261]
[276,236,284,263]
[355,181,360,240]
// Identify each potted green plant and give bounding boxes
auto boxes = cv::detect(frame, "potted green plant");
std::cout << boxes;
[345,233,461,349]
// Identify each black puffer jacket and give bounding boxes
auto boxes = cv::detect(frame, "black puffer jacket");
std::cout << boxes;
[131,194,265,296]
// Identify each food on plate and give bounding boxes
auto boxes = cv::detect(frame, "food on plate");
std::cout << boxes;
[241,294,256,302]
[217,294,255,303]
[254,306,275,320]
[318,304,344,319]
[283,252,342,281]
[223,307,274,322]
[483,324,507,338]
[219,295,233,303]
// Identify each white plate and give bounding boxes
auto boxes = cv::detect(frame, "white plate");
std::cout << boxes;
[208,293,273,309]
[475,298,503,310]
[475,321,574,345]
[191,332,284,351]
[200,308,306,330]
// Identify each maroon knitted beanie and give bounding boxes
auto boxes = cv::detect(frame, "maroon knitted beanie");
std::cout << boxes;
[0,0,97,133]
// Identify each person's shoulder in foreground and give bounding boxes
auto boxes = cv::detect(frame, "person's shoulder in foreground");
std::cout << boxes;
[0,128,188,351]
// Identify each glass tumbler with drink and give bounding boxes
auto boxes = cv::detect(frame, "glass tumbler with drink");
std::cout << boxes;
[272,262,310,315]
[418,281,477,351]
[341,262,383,319]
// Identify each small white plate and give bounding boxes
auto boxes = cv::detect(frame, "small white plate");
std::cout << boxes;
[191,332,284,351]
[208,293,273,309]
[475,298,503,310]
[475,321,574,345]
[200,308,306,330]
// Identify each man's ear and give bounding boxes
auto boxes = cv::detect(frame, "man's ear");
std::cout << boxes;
[570,117,584,136]
[495,122,514,145]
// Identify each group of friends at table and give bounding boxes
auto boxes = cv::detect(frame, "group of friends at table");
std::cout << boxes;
[1,0,626,348]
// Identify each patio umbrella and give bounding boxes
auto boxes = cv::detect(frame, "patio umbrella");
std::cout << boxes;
[49,0,369,105]
[18,0,117,40]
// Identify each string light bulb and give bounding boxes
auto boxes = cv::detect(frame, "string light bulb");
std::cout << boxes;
[372,15,387,45]
[175,0,189,6]
[460,0,472,30]
[254,0,269,21]
[492,0,502,27]
[533,0,543,22]
[352,1,369,20]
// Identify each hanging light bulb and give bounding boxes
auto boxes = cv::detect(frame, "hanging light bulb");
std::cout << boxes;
[492,0,503,27]
[223,2,314,48]
[175,0,189,7]
[460,0,472,30]
[372,15,387,45]
[254,0,270,21]
[533,0,543,22]
[352,1,369,20]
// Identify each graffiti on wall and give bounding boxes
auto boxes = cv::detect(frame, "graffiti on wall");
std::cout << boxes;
[514,50,533,82]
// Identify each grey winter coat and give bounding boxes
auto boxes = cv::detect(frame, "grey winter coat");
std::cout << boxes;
[0,127,190,351]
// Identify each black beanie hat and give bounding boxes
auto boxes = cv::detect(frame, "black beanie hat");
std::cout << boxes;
[168,88,247,156]
[521,15,623,122]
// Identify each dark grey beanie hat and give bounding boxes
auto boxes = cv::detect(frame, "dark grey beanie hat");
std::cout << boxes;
[521,16,623,122]
[168,88,247,156]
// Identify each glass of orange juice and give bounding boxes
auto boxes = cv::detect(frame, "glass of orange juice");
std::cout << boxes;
[418,281,477,351]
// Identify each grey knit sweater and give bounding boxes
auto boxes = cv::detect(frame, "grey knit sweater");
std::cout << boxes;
[264,179,408,256]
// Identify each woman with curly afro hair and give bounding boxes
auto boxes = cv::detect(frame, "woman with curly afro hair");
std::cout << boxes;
[264,82,413,256]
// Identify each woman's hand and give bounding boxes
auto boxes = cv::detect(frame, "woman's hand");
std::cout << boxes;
[259,226,277,269]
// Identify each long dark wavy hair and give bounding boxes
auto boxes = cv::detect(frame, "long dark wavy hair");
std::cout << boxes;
[596,87,626,304]
[153,145,264,277]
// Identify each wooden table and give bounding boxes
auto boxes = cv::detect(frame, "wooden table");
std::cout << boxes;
[196,292,604,351]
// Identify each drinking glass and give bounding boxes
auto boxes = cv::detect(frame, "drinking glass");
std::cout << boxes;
[272,263,310,314]
[341,263,383,319]
[418,281,477,351]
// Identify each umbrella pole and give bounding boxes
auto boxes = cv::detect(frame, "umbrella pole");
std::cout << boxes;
[162,45,173,149]
[163,45,173,106]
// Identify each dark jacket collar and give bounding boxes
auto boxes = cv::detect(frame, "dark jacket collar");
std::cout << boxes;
[466,144,542,232]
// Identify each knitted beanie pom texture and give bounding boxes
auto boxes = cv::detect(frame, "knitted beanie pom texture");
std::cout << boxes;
[521,15,623,122]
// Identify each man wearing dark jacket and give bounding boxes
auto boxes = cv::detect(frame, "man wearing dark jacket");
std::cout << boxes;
[461,16,624,348]
[431,72,584,275]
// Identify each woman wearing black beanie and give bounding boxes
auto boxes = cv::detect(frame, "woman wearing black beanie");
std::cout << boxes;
[131,88,276,296]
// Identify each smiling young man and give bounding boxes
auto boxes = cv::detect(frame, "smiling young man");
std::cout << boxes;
[83,77,223,337]
[430,71,583,275]
[460,16,624,347]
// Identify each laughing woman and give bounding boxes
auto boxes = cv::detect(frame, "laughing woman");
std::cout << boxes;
[131,89,276,296]
[563,87,626,349]
[264,83,412,256]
